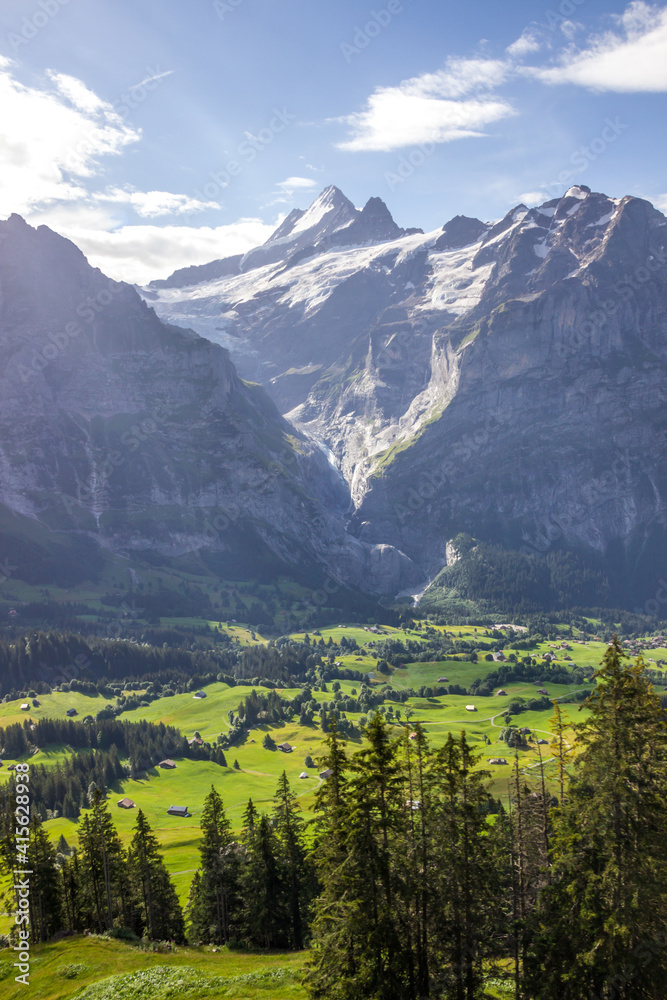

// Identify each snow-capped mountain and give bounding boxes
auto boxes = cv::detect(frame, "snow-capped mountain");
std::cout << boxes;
[142,184,667,606]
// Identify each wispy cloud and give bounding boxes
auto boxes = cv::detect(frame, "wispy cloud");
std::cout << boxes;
[337,57,515,152]
[526,1,667,91]
[95,186,219,218]
[276,176,319,192]
[506,31,542,58]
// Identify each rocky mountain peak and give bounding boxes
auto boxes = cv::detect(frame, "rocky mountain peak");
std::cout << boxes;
[434,215,487,251]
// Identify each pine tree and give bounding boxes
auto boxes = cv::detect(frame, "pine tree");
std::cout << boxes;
[27,815,64,942]
[240,811,286,948]
[306,714,413,1000]
[187,786,240,944]
[127,809,184,941]
[273,771,316,949]
[78,788,130,932]
[430,732,499,1000]
[526,640,667,999]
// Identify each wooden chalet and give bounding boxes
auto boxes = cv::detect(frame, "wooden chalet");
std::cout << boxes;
[167,805,189,817]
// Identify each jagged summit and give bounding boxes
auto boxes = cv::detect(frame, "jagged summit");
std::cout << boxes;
[148,186,410,290]
[264,184,357,245]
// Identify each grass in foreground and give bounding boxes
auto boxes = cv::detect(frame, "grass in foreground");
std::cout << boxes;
[0,936,307,1000]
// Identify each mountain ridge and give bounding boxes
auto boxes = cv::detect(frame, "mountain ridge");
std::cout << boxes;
[141,183,667,610]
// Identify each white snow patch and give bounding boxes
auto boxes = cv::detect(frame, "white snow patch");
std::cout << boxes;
[564,186,588,201]
[424,244,493,314]
[587,212,613,227]
[533,243,549,259]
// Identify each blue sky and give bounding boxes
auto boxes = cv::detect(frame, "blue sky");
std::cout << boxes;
[0,0,665,281]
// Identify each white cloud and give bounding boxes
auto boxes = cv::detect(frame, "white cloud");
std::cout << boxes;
[337,57,515,152]
[0,62,140,217]
[527,1,667,91]
[33,216,276,284]
[276,176,319,192]
[652,193,667,213]
[517,190,549,206]
[95,186,220,218]
[506,31,542,57]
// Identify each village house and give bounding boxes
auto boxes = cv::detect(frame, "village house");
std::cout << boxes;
[117,797,135,809]
[158,759,177,769]
[277,742,293,753]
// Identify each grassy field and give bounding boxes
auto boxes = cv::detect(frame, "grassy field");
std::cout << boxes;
[0,936,308,1000]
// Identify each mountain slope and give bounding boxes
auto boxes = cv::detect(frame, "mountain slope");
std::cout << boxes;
[0,214,419,596]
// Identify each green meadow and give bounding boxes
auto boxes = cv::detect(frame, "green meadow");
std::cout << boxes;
[0,623,633,930]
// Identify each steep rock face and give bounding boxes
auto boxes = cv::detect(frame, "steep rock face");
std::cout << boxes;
[142,185,667,604]
[352,190,667,601]
[0,215,419,594]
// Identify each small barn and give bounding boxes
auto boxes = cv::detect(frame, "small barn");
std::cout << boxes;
[520,727,531,735]
[66,708,77,717]
[167,805,189,817]
[193,691,207,699]
[319,768,333,780]
[158,759,177,769]
[117,797,135,809]
[536,739,549,745]
[496,689,507,696]
[299,772,309,779]
[277,742,293,753]
[438,677,449,683]
[465,705,477,712]
[20,703,29,711]
[487,758,508,765]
